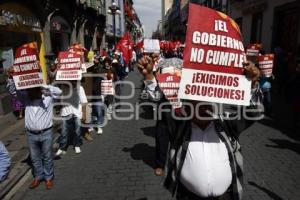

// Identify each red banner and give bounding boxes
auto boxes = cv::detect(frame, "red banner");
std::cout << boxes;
[156,73,182,109]
[56,51,82,80]
[178,4,251,106]
[12,43,44,90]
[258,54,274,77]
[116,32,133,65]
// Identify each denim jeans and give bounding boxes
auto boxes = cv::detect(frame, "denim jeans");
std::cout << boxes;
[92,102,104,126]
[27,128,54,181]
[59,115,81,150]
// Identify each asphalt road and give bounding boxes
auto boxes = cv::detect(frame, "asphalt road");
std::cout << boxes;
[11,70,300,200]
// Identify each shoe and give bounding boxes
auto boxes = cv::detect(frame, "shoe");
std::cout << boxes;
[75,147,81,154]
[84,132,93,141]
[97,127,103,135]
[55,149,66,156]
[29,179,40,189]
[88,127,94,133]
[45,180,53,189]
[107,114,112,120]
[154,168,164,176]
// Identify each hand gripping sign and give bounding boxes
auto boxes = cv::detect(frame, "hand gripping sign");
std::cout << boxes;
[56,51,82,80]
[178,4,251,106]
[258,54,274,77]
[12,43,44,90]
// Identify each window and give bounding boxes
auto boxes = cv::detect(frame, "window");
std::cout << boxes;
[250,12,263,43]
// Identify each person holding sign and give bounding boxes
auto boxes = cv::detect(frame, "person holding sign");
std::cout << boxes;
[137,53,262,200]
[137,55,176,177]
[138,4,263,200]
[16,84,62,189]
[101,57,118,120]
[56,81,88,155]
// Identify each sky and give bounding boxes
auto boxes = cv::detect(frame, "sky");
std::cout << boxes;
[133,0,162,38]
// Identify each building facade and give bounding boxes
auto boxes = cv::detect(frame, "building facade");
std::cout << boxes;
[163,0,228,41]
[229,0,300,76]
[0,0,106,115]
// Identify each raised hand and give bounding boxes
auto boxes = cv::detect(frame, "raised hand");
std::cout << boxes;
[137,56,155,80]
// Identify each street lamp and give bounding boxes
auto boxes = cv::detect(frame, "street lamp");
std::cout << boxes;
[108,1,121,46]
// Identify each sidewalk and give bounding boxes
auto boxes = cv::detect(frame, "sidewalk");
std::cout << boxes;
[0,112,61,199]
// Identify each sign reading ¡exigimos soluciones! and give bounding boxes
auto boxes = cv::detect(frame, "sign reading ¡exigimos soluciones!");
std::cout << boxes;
[12,43,44,90]
[56,51,82,80]
[178,4,251,106]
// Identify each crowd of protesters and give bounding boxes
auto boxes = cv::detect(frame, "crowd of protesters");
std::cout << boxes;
[0,27,299,200]
[0,37,299,200]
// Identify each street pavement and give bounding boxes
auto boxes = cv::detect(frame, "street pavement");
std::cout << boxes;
[9,70,300,200]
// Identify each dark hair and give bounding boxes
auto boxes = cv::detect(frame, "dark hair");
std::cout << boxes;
[27,87,42,100]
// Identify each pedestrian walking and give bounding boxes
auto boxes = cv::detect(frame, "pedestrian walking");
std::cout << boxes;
[56,81,88,155]
[101,57,118,120]
[137,55,171,176]
[111,54,122,110]
[90,57,108,133]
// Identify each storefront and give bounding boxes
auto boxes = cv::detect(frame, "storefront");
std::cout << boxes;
[0,3,43,114]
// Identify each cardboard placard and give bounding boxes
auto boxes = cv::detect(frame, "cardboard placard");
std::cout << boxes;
[81,62,94,73]
[56,51,82,80]
[246,43,262,57]
[101,80,114,95]
[258,54,274,77]
[143,39,160,53]
[178,4,251,106]
[156,73,182,108]
[12,44,44,90]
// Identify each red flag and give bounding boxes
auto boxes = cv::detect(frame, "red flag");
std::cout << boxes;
[116,32,133,65]
[136,40,144,50]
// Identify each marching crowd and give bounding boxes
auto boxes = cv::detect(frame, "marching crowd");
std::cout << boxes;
[0,14,299,200]
[0,40,299,199]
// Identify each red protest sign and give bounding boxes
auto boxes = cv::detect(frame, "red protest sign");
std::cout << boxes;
[12,44,44,90]
[178,4,251,106]
[56,51,82,80]
[258,54,274,77]
[156,73,182,109]
[246,43,262,57]
[101,80,115,95]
